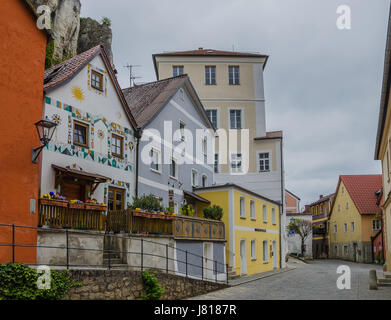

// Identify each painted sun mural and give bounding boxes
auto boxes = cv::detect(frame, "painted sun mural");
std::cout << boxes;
[72,86,85,102]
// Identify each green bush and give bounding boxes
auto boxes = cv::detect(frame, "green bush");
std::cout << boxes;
[0,263,80,300]
[180,205,195,216]
[141,270,164,300]
[130,194,164,212]
[203,205,223,221]
[101,17,112,26]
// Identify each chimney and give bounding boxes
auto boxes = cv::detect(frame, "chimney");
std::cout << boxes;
[305,205,311,213]
[319,195,323,199]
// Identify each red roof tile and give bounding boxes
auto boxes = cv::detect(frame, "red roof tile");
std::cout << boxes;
[339,175,382,215]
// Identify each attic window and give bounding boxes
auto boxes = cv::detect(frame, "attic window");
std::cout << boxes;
[44,64,67,84]
[91,70,103,91]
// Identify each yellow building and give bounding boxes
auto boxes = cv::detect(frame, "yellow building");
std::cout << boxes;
[153,48,287,267]
[375,7,391,271]
[195,184,280,276]
[329,175,382,263]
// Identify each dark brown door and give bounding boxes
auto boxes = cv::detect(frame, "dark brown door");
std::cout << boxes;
[108,187,125,210]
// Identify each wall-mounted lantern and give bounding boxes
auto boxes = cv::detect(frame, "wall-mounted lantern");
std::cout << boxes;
[32,117,58,164]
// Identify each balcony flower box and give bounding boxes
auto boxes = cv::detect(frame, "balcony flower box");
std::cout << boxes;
[69,202,84,209]
[132,211,151,218]
[84,203,107,211]
[39,198,68,207]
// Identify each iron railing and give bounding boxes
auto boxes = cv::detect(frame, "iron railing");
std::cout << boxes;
[0,223,228,284]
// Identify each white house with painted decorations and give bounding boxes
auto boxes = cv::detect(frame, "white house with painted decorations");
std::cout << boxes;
[40,45,138,209]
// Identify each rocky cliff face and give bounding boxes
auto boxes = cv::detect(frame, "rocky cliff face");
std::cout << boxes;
[31,0,81,61]
[31,0,113,65]
[78,18,113,65]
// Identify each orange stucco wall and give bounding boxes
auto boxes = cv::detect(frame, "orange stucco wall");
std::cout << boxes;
[0,0,47,264]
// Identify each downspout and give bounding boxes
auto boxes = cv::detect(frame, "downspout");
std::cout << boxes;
[135,128,142,198]
[279,137,284,269]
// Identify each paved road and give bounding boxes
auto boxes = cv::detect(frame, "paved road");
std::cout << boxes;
[189,259,391,300]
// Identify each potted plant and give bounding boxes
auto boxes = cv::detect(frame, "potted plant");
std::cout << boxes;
[69,199,84,209]
[40,192,68,207]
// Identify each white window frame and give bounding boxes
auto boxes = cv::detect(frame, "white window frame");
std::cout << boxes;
[230,152,243,173]
[169,156,178,180]
[372,219,381,231]
[201,174,208,188]
[228,107,244,129]
[251,240,256,260]
[272,207,276,225]
[150,148,161,173]
[191,169,198,187]
[262,240,268,263]
[257,150,272,173]
[240,196,246,218]
[173,65,184,77]
[250,200,256,220]
[228,65,240,85]
[262,204,268,223]
[351,222,355,232]
[205,108,219,129]
[205,66,216,85]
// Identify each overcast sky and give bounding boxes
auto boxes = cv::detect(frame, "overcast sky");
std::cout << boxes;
[81,0,389,208]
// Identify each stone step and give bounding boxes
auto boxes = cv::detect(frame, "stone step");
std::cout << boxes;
[384,272,391,279]
[377,281,391,287]
[378,277,391,284]
[103,258,123,265]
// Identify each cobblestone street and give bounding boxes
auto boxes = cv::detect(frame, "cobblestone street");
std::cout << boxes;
[189,259,391,300]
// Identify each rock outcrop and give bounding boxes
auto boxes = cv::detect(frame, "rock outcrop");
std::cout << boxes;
[31,0,81,61]
[31,0,114,65]
[78,18,114,65]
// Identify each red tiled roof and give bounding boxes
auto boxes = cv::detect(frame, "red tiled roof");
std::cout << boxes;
[254,131,283,140]
[340,175,383,215]
[154,48,268,58]
[43,45,138,130]
[44,45,102,91]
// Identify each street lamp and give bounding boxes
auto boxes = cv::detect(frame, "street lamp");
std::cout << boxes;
[32,117,58,164]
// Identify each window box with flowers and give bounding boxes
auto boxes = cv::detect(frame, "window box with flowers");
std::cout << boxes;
[85,199,107,211]
[68,200,84,209]
[40,192,68,207]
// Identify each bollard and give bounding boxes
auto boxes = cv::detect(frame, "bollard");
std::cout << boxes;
[369,269,378,290]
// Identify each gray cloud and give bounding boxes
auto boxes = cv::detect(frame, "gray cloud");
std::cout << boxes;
[81,0,388,207]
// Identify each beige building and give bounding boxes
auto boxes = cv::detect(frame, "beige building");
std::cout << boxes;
[153,48,286,267]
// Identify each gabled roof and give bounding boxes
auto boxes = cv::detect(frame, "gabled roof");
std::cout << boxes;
[43,45,137,130]
[375,5,391,159]
[122,75,214,130]
[285,189,301,201]
[330,175,382,216]
[153,48,269,79]
[308,193,335,206]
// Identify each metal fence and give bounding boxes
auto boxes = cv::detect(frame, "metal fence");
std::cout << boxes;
[0,223,228,284]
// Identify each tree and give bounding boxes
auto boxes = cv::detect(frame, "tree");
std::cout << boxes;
[286,218,312,257]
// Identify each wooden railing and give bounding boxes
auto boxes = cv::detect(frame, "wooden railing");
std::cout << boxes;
[38,204,225,241]
[38,203,106,231]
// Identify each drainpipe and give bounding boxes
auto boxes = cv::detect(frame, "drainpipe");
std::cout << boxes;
[279,137,284,269]
[135,128,142,198]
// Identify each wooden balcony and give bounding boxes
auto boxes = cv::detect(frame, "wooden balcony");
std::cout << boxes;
[38,203,225,242]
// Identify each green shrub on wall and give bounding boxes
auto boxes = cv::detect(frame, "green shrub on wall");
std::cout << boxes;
[141,270,164,300]
[203,205,223,221]
[0,263,80,300]
[130,194,164,212]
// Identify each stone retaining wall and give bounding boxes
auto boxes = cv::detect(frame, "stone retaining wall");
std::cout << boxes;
[64,269,227,300]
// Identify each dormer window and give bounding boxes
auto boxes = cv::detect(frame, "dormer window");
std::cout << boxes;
[91,70,103,91]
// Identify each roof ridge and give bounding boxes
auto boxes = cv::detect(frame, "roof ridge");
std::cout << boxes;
[123,74,188,91]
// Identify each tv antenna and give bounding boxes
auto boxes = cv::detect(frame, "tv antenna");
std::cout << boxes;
[124,64,141,87]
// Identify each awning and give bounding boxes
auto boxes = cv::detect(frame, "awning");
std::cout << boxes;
[184,191,210,204]
[52,164,109,193]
